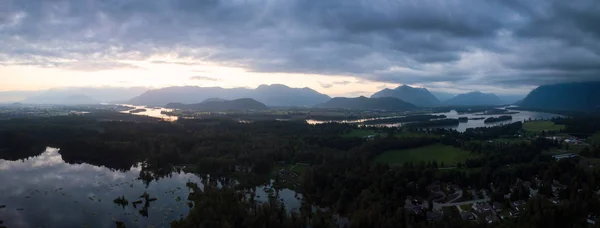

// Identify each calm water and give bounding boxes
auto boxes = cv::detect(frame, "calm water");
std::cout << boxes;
[427,109,562,132]
[0,148,301,228]
[119,104,178,122]
[307,108,562,132]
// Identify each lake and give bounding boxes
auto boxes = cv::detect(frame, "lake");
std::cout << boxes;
[0,148,301,228]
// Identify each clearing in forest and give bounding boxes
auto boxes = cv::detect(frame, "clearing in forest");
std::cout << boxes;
[523,121,565,132]
[373,144,472,167]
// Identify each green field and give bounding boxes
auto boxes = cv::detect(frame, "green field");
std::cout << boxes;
[523,121,565,132]
[459,204,473,211]
[373,144,472,166]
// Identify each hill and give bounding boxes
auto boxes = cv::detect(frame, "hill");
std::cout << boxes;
[518,81,600,111]
[202,98,228,103]
[316,96,416,111]
[444,91,504,106]
[371,85,440,107]
[166,98,268,111]
[23,93,100,105]
[128,84,330,107]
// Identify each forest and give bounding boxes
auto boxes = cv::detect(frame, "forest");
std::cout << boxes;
[1,113,600,227]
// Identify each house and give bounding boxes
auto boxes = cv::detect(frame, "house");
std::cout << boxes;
[486,215,498,224]
[492,202,503,212]
[512,201,526,211]
[509,210,520,218]
[364,135,377,141]
[404,197,425,214]
[473,202,492,213]
[587,214,597,225]
[427,211,443,221]
[552,153,578,160]
[461,212,476,221]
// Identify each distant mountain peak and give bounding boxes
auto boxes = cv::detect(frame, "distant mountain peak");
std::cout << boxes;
[167,98,268,111]
[444,91,503,106]
[129,84,330,107]
[371,85,440,107]
[518,81,600,111]
[257,84,290,89]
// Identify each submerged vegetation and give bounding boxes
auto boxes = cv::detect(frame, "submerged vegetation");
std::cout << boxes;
[113,196,129,208]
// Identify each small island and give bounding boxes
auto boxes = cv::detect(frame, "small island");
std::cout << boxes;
[458,117,469,122]
[129,109,147,114]
[476,109,519,116]
[469,117,486,120]
[406,118,460,127]
[362,114,446,125]
[484,115,513,123]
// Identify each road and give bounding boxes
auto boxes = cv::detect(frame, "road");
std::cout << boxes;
[433,197,491,210]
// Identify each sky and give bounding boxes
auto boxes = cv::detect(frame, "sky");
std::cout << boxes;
[1,0,600,97]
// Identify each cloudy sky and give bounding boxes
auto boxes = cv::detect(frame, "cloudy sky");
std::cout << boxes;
[1,0,599,97]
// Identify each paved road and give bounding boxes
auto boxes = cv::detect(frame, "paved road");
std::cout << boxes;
[433,198,491,210]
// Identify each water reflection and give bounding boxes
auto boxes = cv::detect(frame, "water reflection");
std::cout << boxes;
[0,148,199,228]
[306,108,562,132]
[427,110,562,132]
[118,104,178,122]
[0,148,304,227]
[253,180,303,212]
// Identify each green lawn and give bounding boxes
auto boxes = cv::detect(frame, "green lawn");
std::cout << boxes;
[290,164,309,176]
[373,144,472,166]
[342,129,379,138]
[459,204,473,211]
[523,121,565,132]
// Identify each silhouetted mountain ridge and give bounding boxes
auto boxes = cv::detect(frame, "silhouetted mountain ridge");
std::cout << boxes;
[166,98,268,111]
[23,93,100,105]
[444,91,504,106]
[518,82,600,111]
[316,96,416,111]
[371,85,440,107]
[129,84,330,107]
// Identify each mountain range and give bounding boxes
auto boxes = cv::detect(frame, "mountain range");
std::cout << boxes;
[518,81,600,111]
[316,96,416,111]
[444,91,505,106]
[22,93,100,105]
[17,87,149,104]
[370,85,440,107]
[129,84,330,107]
[166,98,268,111]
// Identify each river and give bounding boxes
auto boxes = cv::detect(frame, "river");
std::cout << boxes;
[306,108,562,132]
[424,109,562,132]
[118,104,178,122]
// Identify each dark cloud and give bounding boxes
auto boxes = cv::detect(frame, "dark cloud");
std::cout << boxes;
[189,76,219,81]
[1,0,599,92]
